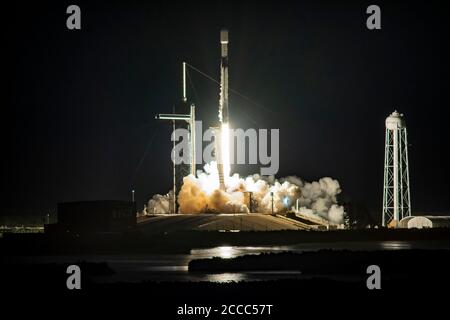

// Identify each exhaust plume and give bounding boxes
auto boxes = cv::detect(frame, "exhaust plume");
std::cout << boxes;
[149,162,345,224]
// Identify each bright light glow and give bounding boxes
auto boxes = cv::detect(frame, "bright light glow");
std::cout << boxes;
[218,246,234,259]
[198,162,220,194]
[283,196,290,208]
[221,123,231,184]
[206,273,245,283]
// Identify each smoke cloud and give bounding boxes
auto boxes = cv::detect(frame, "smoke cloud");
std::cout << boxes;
[147,192,173,214]
[149,162,345,224]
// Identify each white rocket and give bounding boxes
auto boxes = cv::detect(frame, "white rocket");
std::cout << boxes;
[219,29,229,124]
[216,29,229,190]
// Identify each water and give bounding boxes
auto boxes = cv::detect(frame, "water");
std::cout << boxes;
[7,241,450,283]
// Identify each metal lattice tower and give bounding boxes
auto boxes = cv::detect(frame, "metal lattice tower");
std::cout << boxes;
[382,111,411,227]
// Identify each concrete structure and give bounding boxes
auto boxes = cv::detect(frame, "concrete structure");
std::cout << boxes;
[138,213,310,232]
[382,111,411,227]
[400,216,450,229]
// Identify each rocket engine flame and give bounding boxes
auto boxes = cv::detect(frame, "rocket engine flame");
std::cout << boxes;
[220,123,231,183]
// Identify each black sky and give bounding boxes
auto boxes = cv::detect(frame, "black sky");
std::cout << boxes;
[3,0,450,221]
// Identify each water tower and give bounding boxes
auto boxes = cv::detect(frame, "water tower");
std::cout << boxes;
[382,111,411,227]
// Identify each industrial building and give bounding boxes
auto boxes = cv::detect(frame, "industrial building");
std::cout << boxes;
[46,200,136,235]
[399,216,450,229]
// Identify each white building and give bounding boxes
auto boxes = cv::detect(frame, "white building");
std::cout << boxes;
[400,216,450,229]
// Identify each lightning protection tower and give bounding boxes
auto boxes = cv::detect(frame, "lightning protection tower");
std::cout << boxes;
[382,111,411,227]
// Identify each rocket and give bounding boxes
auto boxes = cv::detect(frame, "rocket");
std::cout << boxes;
[219,29,229,124]
[215,28,229,191]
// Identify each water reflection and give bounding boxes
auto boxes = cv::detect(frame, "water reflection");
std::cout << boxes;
[143,266,188,272]
[205,273,246,282]
[191,241,432,260]
[9,241,450,283]
[190,245,291,260]
[217,246,233,259]
[379,241,412,250]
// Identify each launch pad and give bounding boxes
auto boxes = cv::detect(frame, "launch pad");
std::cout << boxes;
[137,213,311,232]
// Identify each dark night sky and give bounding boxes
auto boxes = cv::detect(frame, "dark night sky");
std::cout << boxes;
[3,0,450,221]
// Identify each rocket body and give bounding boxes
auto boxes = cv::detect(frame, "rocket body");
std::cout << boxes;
[216,29,230,191]
[219,29,229,124]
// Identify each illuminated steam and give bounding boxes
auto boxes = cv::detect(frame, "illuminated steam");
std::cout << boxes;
[149,162,345,224]
[147,192,172,214]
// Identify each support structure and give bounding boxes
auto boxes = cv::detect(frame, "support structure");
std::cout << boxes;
[156,105,196,177]
[271,192,274,215]
[382,111,411,227]
[183,62,187,103]
[155,62,195,213]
